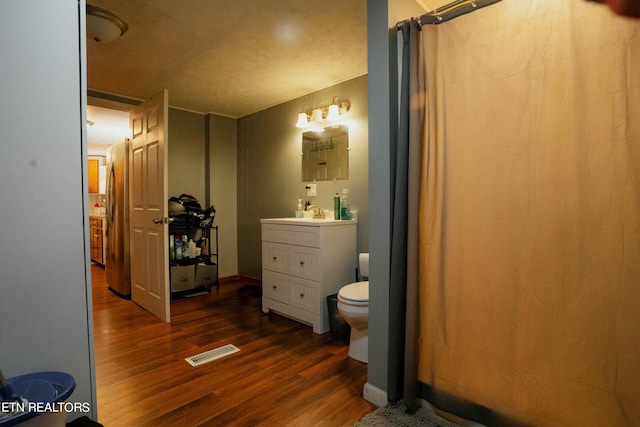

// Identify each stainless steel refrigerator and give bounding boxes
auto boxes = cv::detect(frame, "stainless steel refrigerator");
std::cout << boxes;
[105,139,131,296]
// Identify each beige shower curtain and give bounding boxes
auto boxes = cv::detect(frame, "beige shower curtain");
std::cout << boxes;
[418,1,640,425]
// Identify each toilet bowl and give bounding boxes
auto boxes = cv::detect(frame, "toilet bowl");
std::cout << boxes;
[337,253,369,363]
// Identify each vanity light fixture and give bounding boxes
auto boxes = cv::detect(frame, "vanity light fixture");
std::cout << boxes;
[295,97,351,129]
[326,96,350,122]
[296,107,310,128]
[326,104,341,122]
[86,4,128,43]
[310,107,324,127]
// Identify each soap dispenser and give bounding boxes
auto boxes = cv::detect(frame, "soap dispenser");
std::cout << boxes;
[296,199,304,218]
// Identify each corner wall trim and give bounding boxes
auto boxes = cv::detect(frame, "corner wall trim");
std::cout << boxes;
[363,382,388,408]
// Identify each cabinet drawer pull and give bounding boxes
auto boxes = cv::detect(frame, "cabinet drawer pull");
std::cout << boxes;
[273,285,278,290]
[299,261,305,266]
[272,256,277,261]
[300,293,305,298]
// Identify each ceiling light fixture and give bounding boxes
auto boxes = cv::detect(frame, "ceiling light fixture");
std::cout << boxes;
[86,4,128,43]
[295,97,351,129]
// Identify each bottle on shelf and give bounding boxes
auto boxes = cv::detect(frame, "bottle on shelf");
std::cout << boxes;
[333,193,340,220]
[182,235,189,259]
[201,237,209,256]
[175,236,182,261]
[188,239,196,259]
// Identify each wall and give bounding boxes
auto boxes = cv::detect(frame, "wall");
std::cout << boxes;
[236,75,369,279]
[168,108,207,203]
[208,114,239,279]
[365,0,393,406]
[167,109,240,279]
[0,0,96,421]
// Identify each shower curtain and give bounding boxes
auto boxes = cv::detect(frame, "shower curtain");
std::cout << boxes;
[396,1,640,425]
[390,18,424,406]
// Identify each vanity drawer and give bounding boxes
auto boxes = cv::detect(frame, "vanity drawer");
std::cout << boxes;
[290,278,320,314]
[263,242,321,280]
[262,242,289,274]
[262,270,290,304]
[262,224,321,247]
[288,246,321,281]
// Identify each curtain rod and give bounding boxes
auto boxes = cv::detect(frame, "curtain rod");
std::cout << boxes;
[397,0,502,27]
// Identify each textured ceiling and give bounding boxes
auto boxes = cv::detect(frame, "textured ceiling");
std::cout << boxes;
[86,0,439,151]
[87,0,369,118]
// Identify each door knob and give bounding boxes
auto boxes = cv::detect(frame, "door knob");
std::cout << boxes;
[152,217,173,224]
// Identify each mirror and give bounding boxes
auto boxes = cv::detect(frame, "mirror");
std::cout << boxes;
[301,124,348,181]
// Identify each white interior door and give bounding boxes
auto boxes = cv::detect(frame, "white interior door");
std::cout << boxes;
[129,89,170,322]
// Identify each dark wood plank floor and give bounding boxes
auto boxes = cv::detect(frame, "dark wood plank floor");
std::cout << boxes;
[91,265,373,426]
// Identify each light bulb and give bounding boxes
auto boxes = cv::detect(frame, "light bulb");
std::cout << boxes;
[296,112,309,128]
[326,104,340,122]
[310,108,324,125]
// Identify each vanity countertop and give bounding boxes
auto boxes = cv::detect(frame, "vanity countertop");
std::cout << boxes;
[260,217,357,226]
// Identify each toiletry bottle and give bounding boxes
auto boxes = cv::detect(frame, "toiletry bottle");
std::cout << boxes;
[182,235,189,258]
[169,235,175,261]
[334,193,340,220]
[175,237,182,261]
[201,237,208,256]
[340,189,351,220]
[188,239,196,259]
[296,199,303,218]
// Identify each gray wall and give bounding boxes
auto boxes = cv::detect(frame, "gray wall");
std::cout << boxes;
[167,109,239,279]
[168,108,207,204]
[208,115,239,278]
[0,0,96,420]
[237,76,369,279]
[366,0,392,404]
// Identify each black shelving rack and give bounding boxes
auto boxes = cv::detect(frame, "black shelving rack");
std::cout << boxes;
[169,214,219,296]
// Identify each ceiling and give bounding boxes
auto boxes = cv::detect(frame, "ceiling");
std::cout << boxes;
[86,0,437,153]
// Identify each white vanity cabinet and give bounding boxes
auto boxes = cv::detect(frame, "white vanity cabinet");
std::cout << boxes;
[260,218,357,333]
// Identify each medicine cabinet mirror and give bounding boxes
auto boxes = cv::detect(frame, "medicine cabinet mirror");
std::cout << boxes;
[301,124,348,181]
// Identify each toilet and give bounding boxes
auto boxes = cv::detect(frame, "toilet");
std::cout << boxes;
[337,253,369,363]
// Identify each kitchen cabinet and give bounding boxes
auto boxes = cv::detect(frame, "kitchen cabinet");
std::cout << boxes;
[89,217,105,266]
[88,159,99,193]
[260,218,357,334]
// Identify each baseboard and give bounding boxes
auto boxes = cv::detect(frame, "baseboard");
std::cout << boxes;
[218,275,261,285]
[238,275,261,285]
[218,275,239,284]
[363,382,388,408]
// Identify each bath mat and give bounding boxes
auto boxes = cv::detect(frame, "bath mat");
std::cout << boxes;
[352,401,485,427]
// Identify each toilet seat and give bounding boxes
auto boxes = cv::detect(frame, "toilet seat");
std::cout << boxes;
[338,281,369,304]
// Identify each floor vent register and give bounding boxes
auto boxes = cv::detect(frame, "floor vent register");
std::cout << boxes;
[185,344,240,367]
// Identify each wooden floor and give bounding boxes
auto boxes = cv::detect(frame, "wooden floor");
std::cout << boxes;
[91,265,373,426]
